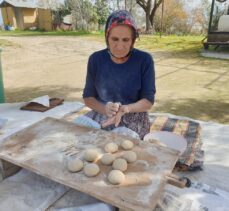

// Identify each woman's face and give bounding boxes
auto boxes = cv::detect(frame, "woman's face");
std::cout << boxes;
[107,25,134,59]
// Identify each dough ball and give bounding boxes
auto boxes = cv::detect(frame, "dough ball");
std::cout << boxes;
[67,158,83,172]
[122,151,137,163]
[121,140,134,150]
[108,170,125,185]
[104,142,118,153]
[83,163,100,177]
[101,153,115,165]
[84,149,99,162]
[112,158,127,172]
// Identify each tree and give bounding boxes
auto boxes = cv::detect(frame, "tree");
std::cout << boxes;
[52,1,71,27]
[66,0,97,30]
[109,0,136,12]
[154,0,188,34]
[95,0,109,30]
[186,0,211,34]
[136,0,163,32]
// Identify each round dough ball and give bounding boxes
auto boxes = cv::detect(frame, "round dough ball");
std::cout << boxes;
[83,163,100,177]
[67,158,83,172]
[108,170,125,185]
[84,149,99,162]
[122,151,137,163]
[121,140,134,150]
[104,143,118,153]
[112,158,127,172]
[101,153,115,165]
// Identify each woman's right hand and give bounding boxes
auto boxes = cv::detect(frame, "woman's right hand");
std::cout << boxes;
[105,102,121,117]
[102,104,129,128]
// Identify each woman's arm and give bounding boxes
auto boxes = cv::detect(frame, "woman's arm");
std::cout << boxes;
[84,97,120,117]
[125,98,153,113]
[84,97,107,115]
[102,98,153,127]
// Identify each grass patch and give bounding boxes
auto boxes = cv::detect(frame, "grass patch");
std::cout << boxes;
[87,34,206,55]
[0,31,205,54]
[135,35,205,54]
[0,30,96,37]
[0,38,17,47]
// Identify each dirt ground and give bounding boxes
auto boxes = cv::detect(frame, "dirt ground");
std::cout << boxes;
[1,36,229,124]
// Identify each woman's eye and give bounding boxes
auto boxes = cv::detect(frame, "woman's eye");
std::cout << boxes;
[111,37,119,41]
[123,38,130,42]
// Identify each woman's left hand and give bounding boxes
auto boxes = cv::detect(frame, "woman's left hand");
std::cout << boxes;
[101,105,130,128]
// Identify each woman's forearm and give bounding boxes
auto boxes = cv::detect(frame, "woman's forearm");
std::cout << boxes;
[84,97,153,116]
[83,97,106,115]
[127,98,153,113]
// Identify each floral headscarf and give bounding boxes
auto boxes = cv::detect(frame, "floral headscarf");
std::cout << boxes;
[105,10,139,45]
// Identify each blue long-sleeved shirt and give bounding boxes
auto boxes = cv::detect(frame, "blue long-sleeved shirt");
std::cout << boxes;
[83,48,156,105]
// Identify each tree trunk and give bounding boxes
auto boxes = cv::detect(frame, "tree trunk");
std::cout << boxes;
[117,0,120,10]
[149,0,162,29]
[145,0,152,32]
[146,12,151,31]
[129,0,133,12]
[137,0,163,33]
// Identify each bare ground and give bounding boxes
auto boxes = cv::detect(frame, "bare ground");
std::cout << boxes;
[1,36,229,124]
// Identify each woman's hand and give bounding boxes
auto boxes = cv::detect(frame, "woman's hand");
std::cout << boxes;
[102,105,130,128]
[102,99,152,128]
[105,102,121,117]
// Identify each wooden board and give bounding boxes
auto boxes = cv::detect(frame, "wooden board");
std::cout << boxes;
[0,117,179,211]
[20,98,64,112]
[0,159,21,181]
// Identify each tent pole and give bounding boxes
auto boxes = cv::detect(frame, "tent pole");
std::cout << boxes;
[0,49,5,103]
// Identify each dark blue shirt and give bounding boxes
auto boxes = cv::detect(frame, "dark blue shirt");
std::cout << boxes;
[83,48,156,105]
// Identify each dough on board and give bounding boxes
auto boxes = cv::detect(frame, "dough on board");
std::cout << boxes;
[84,163,100,177]
[67,158,83,172]
[122,151,137,163]
[108,170,125,185]
[101,153,115,165]
[121,140,134,150]
[84,149,99,162]
[104,142,118,153]
[112,158,127,172]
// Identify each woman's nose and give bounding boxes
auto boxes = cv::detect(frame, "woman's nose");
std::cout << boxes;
[116,41,125,49]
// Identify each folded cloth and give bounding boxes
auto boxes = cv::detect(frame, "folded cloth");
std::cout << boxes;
[0,117,7,129]
[74,115,101,129]
[20,98,64,112]
[155,181,229,211]
[149,115,204,171]
[112,126,140,139]
[54,202,115,211]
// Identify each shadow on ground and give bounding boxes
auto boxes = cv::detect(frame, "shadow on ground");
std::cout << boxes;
[4,87,229,124]
[153,98,229,124]
[5,85,84,103]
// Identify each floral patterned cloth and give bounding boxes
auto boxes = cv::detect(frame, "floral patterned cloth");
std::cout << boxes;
[85,110,150,140]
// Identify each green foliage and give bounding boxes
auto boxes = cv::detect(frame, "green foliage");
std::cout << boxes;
[95,0,109,27]
[65,0,98,30]
[53,1,71,24]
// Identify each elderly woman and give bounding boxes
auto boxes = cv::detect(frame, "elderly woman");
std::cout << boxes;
[82,10,156,140]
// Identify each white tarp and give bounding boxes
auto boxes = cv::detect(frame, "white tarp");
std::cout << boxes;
[0,105,229,211]
[0,101,84,142]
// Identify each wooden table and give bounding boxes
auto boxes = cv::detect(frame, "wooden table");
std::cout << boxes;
[0,117,179,211]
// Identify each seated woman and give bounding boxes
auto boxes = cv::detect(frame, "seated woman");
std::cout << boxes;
[82,10,156,140]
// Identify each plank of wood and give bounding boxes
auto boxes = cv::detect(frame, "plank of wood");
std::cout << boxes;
[0,159,21,181]
[20,98,64,112]
[0,117,179,211]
